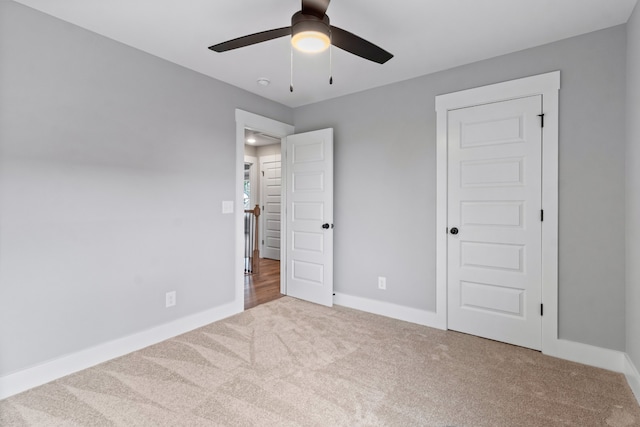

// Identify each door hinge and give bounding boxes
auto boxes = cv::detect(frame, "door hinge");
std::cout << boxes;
[262,171,265,176]
[538,113,545,128]
[262,239,264,245]
[540,303,544,316]
[541,210,544,222]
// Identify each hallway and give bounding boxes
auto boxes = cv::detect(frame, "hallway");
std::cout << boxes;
[244,258,283,310]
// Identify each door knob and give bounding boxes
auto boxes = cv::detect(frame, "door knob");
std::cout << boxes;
[322,223,330,229]
[450,227,459,235]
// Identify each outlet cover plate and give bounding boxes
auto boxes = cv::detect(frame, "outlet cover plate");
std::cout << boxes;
[166,291,176,308]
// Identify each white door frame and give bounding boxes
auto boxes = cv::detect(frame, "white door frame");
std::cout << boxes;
[435,71,560,353]
[235,110,294,312]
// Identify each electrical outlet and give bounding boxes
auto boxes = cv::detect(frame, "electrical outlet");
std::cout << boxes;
[378,276,386,290]
[165,291,176,308]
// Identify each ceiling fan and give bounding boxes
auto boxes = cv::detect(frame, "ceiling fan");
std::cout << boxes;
[208,0,393,65]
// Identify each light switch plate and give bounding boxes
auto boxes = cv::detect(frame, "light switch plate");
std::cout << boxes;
[222,201,234,214]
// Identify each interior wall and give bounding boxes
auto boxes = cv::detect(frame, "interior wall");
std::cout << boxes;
[256,143,281,158]
[0,2,292,376]
[626,2,640,370]
[294,25,628,351]
[244,144,257,157]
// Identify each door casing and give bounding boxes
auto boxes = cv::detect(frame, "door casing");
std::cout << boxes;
[435,71,560,353]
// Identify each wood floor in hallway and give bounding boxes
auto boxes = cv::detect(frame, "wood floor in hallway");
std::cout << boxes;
[244,258,283,310]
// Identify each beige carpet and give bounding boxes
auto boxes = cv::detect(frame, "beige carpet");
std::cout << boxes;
[1,297,639,426]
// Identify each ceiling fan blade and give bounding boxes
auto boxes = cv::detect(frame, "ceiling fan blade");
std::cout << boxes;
[209,27,291,52]
[330,26,393,64]
[302,0,331,18]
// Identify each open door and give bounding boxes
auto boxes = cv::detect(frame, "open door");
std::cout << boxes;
[284,129,334,307]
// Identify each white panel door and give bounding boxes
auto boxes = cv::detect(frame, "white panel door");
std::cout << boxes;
[261,154,281,260]
[285,129,333,307]
[447,95,542,350]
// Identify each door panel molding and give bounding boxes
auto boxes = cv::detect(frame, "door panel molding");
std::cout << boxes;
[435,71,560,353]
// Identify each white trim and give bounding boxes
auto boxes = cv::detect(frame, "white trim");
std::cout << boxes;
[0,301,239,400]
[279,135,287,293]
[235,110,294,307]
[549,339,626,373]
[625,354,640,405]
[435,71,561,350]
[334,293,446,330]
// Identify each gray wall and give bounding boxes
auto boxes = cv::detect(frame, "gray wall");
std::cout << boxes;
[626,3,640,370]
[0,2,292,375]
[295,26,628,351]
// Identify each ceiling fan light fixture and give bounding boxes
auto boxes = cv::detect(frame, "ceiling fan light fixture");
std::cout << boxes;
[210,2,394,65]
[291,30,330,53]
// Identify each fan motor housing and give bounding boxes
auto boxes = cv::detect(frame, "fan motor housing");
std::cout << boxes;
[291,11,331,39]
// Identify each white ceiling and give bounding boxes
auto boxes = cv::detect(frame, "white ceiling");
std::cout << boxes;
[12,0,638,108]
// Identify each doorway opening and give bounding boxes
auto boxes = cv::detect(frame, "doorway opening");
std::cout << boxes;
[235,110,293,313]
[244,127,283,309]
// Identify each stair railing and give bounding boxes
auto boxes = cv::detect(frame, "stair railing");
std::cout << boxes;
[244,204,260,274]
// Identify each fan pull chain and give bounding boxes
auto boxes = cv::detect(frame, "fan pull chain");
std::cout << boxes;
[290,45,294,92]
[329,35,333,85]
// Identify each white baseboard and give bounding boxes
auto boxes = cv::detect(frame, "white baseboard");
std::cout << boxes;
[0,301,241,400]
[624,353,640,405]
[544,338,627,373]
[334,292,446,330]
